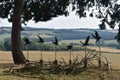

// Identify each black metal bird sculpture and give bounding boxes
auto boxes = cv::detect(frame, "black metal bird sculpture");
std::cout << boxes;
[52,37,59,65]
[92,31,102,68]
[37,35,44,64]
[91,31,101,43]
[80,36,90,46]
[52,37,58,45]
[23,37,31,61]
[23,37,31,46]
[80,36,90,68]
[66,45,73,50]
[37,35,44,43]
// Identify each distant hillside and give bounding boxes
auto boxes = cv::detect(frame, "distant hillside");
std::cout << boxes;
[0,26,118,41]
[22,27,118,41]
[0,27,120,50]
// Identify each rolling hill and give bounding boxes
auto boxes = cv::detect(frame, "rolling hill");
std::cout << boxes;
[0,26,118,40]
[0,26,119,49]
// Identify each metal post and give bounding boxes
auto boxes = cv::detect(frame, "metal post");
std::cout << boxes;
[26,45,30,63]
[54,45,58,65]
[84,46,87,68]
[70,49,71,61]
[98,40,101,68]
[55,45,57,60]
[27,45,29,60]
[40,44,42,60]
[85,46,87,59]
[99,41,101,57]
[69,49,72,65]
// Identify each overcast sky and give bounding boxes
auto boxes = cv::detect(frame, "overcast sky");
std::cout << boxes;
[26,13,102,29]
[0,12,108,29]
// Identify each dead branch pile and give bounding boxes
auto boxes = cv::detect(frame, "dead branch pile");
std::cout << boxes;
[6,50,111,75]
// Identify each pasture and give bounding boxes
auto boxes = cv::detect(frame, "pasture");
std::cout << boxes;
[0,47,120,80]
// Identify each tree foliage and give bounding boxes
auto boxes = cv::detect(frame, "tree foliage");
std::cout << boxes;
[0,0,119,24]
[0,0,70,23]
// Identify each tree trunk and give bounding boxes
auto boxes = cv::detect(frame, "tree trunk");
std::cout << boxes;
[11,0,26,64]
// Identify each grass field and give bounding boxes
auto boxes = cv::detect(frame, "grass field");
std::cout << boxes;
[0,47,120,80]
[59,39,96,45]
[0,47,120,69]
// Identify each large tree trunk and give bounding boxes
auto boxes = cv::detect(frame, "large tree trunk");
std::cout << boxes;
[11,0,26,64]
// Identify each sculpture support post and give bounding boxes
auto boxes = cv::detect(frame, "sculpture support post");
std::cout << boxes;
[39,43,43,65]
[40,44,42,60]
[27,45,29,61]
[54,45,58,65]
[69,49,72,65]
[84,46,87,68]
[55,45,57,60]
[98,41,101,68]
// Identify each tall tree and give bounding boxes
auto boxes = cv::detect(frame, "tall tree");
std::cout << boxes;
[0,0,119,64]
[12,0,26,64]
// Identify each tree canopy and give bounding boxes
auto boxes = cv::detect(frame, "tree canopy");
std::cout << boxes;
[0,0,119,25]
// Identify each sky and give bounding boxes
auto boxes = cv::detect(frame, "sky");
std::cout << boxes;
[26,13,102,29]
[0,12,107,29]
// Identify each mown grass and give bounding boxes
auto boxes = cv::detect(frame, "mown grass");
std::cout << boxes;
[0,67,120,80]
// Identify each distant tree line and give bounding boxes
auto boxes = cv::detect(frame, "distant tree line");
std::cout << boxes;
[2,39,86,51]
[1,38,120,51]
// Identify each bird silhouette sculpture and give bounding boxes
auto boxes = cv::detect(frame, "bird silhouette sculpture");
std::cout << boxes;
[91,31,101,43]
[80,36,90,68]
[23,37,31,46]
[37,35,44,43]
[66,45,73,50]
[92,31,102,68]
[52,37,59,65]
[37,35,44,64]
[23,37,31,62]
[80,36,90,46]
[52,37,58,45]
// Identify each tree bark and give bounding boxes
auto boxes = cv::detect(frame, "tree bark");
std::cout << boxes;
[11,0,26,64]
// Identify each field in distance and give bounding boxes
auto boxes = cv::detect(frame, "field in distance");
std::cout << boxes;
[0,47,120,80]
[0,46,120,69]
